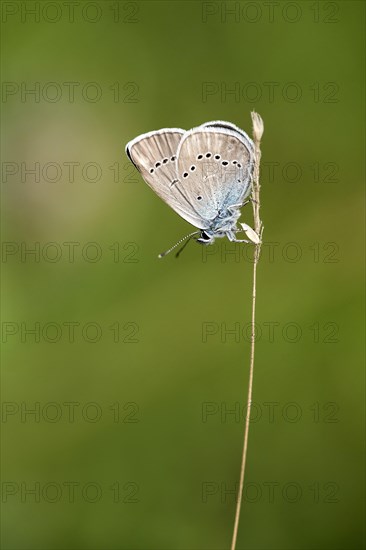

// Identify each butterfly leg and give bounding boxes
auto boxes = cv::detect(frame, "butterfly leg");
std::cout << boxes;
[228,198,258,213]
[227,203,242,211]
[227,232,250,244]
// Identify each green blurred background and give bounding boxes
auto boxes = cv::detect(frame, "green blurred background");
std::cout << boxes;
[1,1,365,549]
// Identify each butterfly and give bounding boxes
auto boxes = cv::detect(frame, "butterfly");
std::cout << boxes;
[125,120,260,257]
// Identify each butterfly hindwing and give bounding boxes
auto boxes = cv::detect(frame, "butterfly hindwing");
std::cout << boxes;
[199,120,255,154]
[175,125,255,222]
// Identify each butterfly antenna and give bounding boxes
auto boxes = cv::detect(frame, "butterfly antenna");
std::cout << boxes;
[175,234,197,258]
[158,231,199,259]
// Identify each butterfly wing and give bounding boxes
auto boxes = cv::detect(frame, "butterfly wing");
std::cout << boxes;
[199,120,255,153]
[126,129,209,229]
[175,123,255,222]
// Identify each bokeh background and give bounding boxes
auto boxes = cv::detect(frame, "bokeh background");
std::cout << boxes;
[1,1,365,549]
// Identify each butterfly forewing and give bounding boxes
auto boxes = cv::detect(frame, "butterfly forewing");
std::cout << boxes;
[126,129,209,229]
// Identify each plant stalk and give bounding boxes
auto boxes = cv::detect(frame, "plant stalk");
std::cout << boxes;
[230,112,264,550]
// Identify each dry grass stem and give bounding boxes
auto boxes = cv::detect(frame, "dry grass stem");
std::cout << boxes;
[230,111,264,550]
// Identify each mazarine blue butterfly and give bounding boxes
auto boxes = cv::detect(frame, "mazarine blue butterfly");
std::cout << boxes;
[125,120,260,257]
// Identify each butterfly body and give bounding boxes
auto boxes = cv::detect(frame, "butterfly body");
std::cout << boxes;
[125,120,259,254]
[196,205,242,244]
